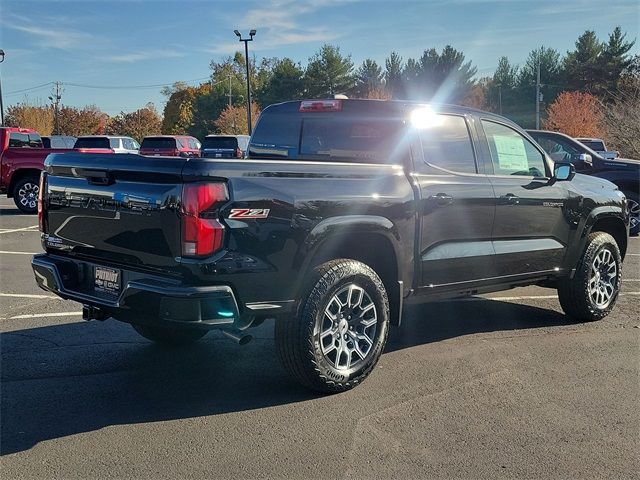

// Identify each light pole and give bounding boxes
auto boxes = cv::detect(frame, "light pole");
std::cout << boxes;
[0,49,5,127]
[233,29,256,135]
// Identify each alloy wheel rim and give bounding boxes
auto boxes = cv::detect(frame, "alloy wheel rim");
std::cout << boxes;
[588,247,618,308]
[627,198,639,230]
[18,182,39,209]
[319,283,377,370]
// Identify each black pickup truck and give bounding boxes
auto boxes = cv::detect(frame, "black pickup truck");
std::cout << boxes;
[32,99,629,392]
[527,129,639,236]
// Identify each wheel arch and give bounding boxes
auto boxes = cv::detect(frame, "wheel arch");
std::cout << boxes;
[294,215,407,325]
[587,213,628,260]
[8,168,42,198]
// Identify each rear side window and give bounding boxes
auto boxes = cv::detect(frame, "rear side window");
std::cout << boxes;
[249,114,301,158]
[9,133,30,147]
[109,138,120,149]
[482,121,546,177]
[237,136,249,151]
[203,137,238,149]
[122,138,138,150]
[418,114,477,174]
[141,138,177,149]
[581,140,605,151]
[300,117,403,163]
[74,137,111,149]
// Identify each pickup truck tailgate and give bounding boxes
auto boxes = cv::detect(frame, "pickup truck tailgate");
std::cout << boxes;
[43,153,187,271]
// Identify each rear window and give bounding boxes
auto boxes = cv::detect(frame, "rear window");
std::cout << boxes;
[249,111,403,163]
[74,137,111,149]
[140,137,177,149]
[580,140,605,151]
[202,137,238,150]
[300,117,403,162]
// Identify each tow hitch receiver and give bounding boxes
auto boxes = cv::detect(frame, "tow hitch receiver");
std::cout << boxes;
[82,305,109,321]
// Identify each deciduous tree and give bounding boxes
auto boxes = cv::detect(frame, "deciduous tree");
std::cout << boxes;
[106,103,162,141]
[58,105,107,136]
[543,91,606,138]
[5,100,54,135]
[213,102,260,135]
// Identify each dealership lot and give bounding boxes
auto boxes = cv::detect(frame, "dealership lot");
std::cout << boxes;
[1,196,638,479]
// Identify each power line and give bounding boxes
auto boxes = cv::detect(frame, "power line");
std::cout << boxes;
[63,76,213,90]
[5,82,54,96]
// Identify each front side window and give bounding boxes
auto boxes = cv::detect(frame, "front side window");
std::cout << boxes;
[482,121,546,177]
[28,134,43,147]
[122,138,137,150]
[418,114,477,174]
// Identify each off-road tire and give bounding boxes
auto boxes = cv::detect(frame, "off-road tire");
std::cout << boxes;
[132,323,207,346]
[275,259,390,393]
[558,232,622,321]
[13,175,40,214]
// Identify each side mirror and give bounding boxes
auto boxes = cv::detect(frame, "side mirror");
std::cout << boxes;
[578,153,592,165]
[554,162,576,181]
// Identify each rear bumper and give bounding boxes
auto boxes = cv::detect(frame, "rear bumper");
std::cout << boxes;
[31,254,240,327]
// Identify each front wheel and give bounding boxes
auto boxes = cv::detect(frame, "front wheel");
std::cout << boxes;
[275,259,390,393]
[558,232,622,321]
[131,323,207,346]
[13,175,40,214]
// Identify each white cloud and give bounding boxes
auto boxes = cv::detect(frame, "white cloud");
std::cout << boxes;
[5,17,96,50]
[104,49,185,63]
[206,0,352,53]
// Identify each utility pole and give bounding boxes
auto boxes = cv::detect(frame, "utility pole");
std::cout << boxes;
[498,84,502,115]
[0,49,5,127]
[535,61,540,129]
[227,72,233,108]
[49,81,62,135]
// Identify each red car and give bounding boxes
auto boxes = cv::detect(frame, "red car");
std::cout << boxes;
[139,135,201,157]
[0,127,112,213]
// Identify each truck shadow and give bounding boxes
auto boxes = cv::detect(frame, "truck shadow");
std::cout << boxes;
[0,298,574,455]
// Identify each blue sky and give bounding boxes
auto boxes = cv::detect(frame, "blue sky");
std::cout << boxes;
[1,0,638,115]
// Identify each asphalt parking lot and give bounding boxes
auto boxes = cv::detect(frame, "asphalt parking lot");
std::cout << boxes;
[1,195,639,479]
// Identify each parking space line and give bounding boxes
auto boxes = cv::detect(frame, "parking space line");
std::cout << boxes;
[0,251,38,255]
[0,226,39,234]
[0,292,58,299]
[4,311,82,320]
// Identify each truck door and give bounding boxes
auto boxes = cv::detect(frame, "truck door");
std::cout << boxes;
[479,119,572,277]
[412,112,497,290]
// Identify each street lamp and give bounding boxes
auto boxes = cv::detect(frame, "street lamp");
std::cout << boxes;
[234,29,256,135]
[0,49,5,127]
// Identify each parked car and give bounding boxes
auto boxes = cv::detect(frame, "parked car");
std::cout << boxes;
[74,136,140,154]
[527,129,639,235]
[139,135,200,157]
[42,135,77,149]
[0,127,112,213]
[201,135,250,158]
[576,137,619,159]
[33,100,629,392]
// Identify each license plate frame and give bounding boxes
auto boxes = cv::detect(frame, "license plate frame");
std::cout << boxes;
[94,266,121,296]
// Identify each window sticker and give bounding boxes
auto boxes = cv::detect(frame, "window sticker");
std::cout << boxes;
[493,134,529,171]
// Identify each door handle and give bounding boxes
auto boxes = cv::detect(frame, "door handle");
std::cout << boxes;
[429,193,454,206]
[500,193,520,205]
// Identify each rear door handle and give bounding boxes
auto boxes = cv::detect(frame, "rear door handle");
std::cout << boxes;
[500,193,520,204]
[429,193,454,206]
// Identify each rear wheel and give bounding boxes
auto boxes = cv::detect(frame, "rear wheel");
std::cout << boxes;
[558,232,622,321]
[624,191,639,236]
[275,259,390,393]
[13,175,40,214]
[131,323,207,346]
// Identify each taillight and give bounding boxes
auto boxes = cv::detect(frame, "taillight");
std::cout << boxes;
[299,99,342,112]
[181,183,228,257]
[38,172,46,232]
[235,148,242,158]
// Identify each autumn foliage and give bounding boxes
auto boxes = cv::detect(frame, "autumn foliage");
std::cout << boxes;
[543,91,606,138]
[213,102,261,135]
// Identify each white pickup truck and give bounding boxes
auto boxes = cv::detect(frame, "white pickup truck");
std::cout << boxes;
[576,138,619,160]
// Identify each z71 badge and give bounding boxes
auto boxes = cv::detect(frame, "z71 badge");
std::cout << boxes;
[228,208,270,219]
